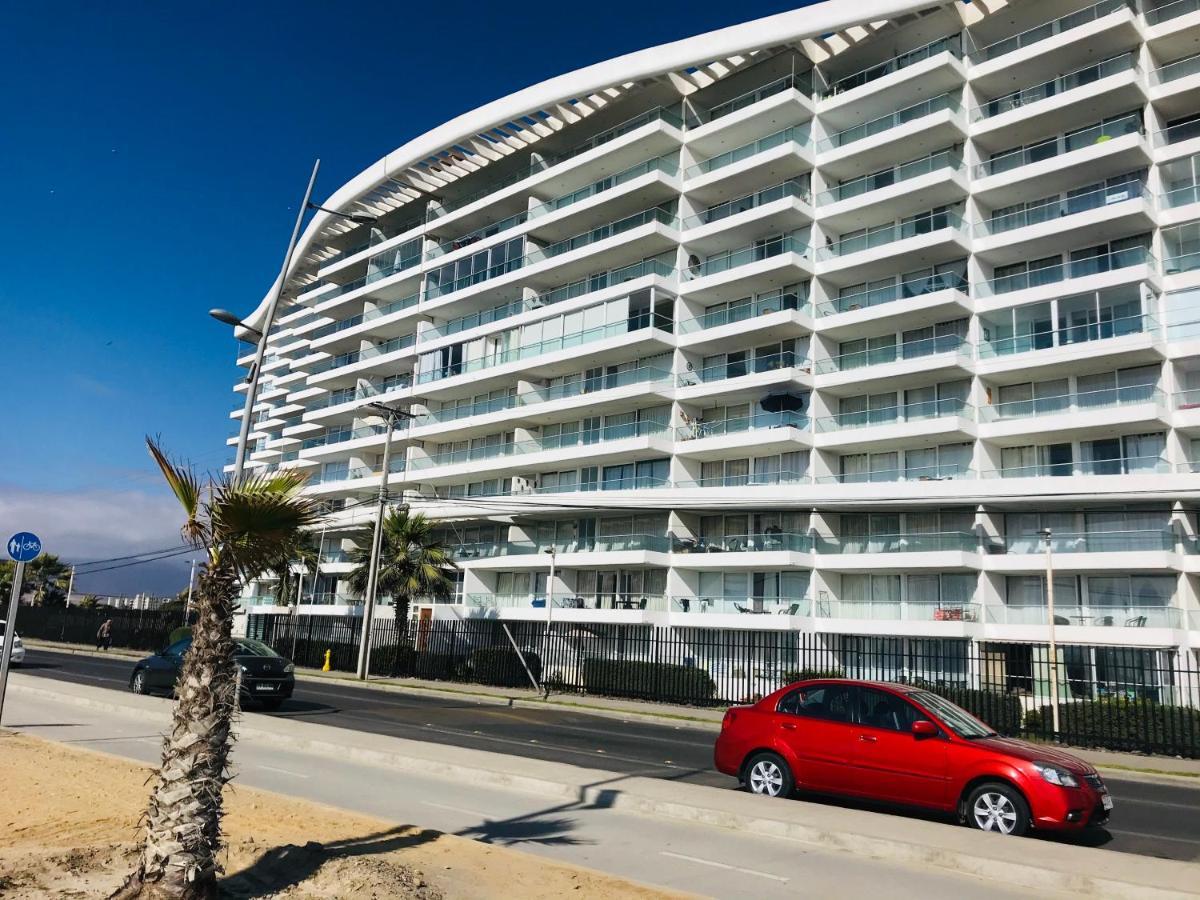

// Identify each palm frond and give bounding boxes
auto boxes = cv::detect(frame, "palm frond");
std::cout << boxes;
[208,479,323,580]
[146,437,205,546]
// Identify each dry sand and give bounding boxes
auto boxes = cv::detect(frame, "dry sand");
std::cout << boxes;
[0,731,686,899]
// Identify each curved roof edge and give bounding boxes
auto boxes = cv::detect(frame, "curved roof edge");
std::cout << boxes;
[246,0,939,332]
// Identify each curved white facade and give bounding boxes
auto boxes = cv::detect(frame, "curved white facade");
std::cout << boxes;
[229,0,1200,689]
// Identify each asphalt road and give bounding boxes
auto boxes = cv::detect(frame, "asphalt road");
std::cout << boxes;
[17,647,1200,863]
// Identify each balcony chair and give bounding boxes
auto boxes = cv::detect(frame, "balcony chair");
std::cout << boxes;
[1124,615,1148,627]
[1094,615,1115,627]
[1053,615,1071,625]
[776,603,801,616]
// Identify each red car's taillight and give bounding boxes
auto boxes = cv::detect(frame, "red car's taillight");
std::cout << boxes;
[722,709,738,730]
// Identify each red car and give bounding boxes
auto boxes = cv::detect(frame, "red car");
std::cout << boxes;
[714,679,1112,836]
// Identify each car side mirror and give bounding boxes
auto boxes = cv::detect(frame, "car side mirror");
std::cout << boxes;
[912,720,938,739]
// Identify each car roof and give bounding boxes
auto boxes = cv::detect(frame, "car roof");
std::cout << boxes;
[783,678,923,695]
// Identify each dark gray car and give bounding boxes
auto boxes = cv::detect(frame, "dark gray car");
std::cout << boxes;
[129,636,295,709]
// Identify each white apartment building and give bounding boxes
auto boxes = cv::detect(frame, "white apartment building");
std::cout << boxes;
[228,0,1200,697]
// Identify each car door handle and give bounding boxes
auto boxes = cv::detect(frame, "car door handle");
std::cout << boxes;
[781,722,797,730]
[858,734,877,743]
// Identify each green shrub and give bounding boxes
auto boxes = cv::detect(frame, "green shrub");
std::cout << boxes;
[582,658,716,704]
[1026,699,1200,758]
[781,667,846,683]
[467,646,542,687]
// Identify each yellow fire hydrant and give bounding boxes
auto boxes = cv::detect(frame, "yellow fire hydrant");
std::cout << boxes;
[322,649,332,672]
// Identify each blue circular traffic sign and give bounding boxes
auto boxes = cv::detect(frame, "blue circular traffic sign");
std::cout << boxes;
[6,532,42,562]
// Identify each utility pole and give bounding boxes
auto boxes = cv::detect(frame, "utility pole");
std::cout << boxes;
[356,402,415,680]
[1040,528,1061,737]
[64,565,75,608]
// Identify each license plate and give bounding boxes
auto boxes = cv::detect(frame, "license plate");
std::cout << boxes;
[256,684,276,692]
[1101,793,1113,811]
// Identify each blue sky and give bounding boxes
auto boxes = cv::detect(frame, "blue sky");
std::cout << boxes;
[0,0,812,591]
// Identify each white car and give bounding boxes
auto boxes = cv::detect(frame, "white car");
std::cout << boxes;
[0,620,24,666]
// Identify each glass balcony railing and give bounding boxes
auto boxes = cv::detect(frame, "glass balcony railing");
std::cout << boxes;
[974,54,1136,120]
[431,106,684,218]
[528,206,676,262]
[818,463,971,484]
[988,605,1181,628]
[672,533,811,553]
[816,600,980,622]
[817,150,961,206]
[817,93,960,152]
[816,334,969,373]
[452,533,670,559]
[681,179,811,230]
[1154,52,1200,85]
[679,287,808,333]
[689,235,809,279]
[425,297,531,341]
[976,247,1153,296]
[671,596,807,615]
[816,398,971,431]
[301,421,408,451]
[978,312,1155,358]
[419,394,519,426]
[1147,0,1200,24]
[1163,182,1200,208]
[523,364,672,405]
[819,211,963,260]
[417,312,672,384]
[427,212,528,261]
[539,418,669,451]
[683,469,809,488]
[823,35,961,97]
[705,72,813,123]
[816,532,977,553]
[308,250,421,303]
[677,411,809,440]
[977,113,1142,178]
[323,220,422,267]
[312,333,416,374]
[1175,389,1200,409]
[411,421,667,469]
[679,349,803,385]
[531,473,672,494]
[981,384,1161,421]
[993,455,1170,478]
[532,154,678,216]
[537,256,675,307]
[1165,248,1200,273]
[971,0,1133,62]
[685,125,811,178]
[818,272,967,317]
[310,293,420,341]
[976,183,1149,237]
[1159,117,1200,147]
[466,593,670,612]
[1002,529,1174,553]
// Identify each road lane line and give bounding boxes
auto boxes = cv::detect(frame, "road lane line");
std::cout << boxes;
[257,764,312,779]
[421,800,491,818]
[660,850,789,882]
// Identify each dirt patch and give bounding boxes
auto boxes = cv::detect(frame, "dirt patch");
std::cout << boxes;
[0,732,684,899]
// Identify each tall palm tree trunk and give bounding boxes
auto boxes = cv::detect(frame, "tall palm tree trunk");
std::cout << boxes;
[113,566,241,900]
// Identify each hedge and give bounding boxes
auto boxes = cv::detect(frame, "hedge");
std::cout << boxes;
[582,658,716,704]
[1026,699,1200,758]
[467,646,542,687]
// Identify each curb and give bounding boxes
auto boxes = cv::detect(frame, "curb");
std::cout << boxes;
[9,675,1199,900]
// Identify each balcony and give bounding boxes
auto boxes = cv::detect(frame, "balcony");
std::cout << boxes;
[527,205,677,264]
[677,410,808,441]
[815,532,976,554]
[985,605,1181,629]
[980,384,1164,426]
[687,73,814,154]
[528,153,678,220]
[416,312,673,387]
[677,350,807,391]
[467,593,670,614]
[968,0,1137,74]
[681,179,812,251]
[678,286,809,340]
[815,599,980,623]
[1157,116,1200,150]
[670,595,806,616]
[304,246,422,308]
[991,455,1170,479]
[816,149,965,231]
[978,312,1159,368]
[677,468,808,489]
[672,532,811,554]
[1000,530,1175,554]
[975,247,1154,299]
[683,125,813,199]
[822,35,961,102]
[305,377,412,416]
[815,398,973,437]
[311,333,416,376]
[680,234,810,301]
[535,255,675,307]
[815,93,963,178]
[815,334,971,378]
[817,462,971,485]
[451,533,670,560]
[817,210,967,281]
[309,292,420,345]
[1147,0,1200,25]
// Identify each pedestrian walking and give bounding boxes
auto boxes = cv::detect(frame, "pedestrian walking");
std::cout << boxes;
[96,618,113,651]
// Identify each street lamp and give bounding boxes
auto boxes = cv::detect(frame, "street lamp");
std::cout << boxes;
[355,401,417,680]
[1039,527,1062,737]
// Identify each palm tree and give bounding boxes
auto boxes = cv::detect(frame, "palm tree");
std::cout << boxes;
[263,533,319,608]
[114,439,319,900]
[347,508,456,629]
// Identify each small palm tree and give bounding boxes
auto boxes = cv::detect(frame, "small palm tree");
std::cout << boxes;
[347,508,456,627]
[114,440,319,900]
[264,533,320,608]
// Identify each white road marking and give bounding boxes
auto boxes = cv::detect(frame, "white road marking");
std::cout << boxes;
[660,850,789,882]
[257,764,311,779]
[421,800,490,818]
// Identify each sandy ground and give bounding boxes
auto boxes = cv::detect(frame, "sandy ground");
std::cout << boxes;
[0,731,686,899]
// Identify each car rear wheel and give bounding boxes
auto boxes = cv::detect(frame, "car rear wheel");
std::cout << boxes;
[744,752,793,799]
[130,669,149,695]
[966,783,1030,836]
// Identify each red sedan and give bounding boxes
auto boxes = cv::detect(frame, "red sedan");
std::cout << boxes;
[714,679,1112,836]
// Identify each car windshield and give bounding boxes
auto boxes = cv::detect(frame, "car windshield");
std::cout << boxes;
[234,638,279,658]
[910,690,996,738]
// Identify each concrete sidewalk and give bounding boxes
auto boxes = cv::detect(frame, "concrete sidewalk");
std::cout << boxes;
[8,673,1200,899]
[24,638,1200,780]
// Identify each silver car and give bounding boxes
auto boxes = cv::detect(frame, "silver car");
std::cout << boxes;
[0,620,25,666]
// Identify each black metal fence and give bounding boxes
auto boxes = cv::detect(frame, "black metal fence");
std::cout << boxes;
[14,605,183,653]
[249,614,1200,758]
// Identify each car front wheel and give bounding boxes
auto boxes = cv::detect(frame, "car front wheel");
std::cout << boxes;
[130,669,149,695]
[966,782,1030,836]
[744,752,794,799]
